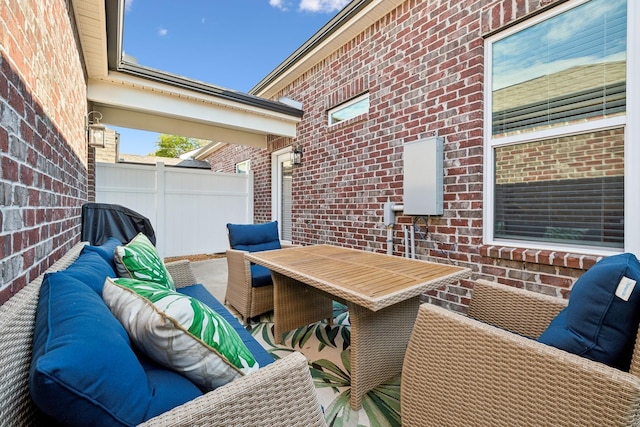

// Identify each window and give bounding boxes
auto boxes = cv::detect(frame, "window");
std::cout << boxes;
[485,0,631,253]
[328,93,369,126]
[235,160,250,174]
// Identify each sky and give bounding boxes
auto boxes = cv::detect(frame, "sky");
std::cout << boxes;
[492,0,626,90]
[113,0,350,155]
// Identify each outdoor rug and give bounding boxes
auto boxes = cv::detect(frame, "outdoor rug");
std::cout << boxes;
[248,302,402,427]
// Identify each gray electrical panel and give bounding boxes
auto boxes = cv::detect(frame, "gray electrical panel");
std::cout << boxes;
[403,137,444,215]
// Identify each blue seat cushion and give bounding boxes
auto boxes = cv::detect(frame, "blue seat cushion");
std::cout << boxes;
[179,284,275,368]
[30,271,202,427]
[227,221,281,253]
[538,253,640,370]
[135,352,204,419]
[250,264,274,288]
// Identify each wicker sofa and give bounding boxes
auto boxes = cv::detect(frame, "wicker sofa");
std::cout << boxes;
[0,241,326,427]
[401,279,640,426]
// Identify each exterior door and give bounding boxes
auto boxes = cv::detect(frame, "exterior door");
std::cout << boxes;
[272,149,293,243]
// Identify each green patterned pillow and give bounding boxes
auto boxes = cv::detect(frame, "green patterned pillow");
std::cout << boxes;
[102,277,259,390]
[114,233,175,290]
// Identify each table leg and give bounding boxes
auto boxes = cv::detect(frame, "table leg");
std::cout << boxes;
[349,297,421,410]
[272,272,333,345]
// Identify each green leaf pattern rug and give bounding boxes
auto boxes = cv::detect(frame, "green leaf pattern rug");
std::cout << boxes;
[249,303,401,427]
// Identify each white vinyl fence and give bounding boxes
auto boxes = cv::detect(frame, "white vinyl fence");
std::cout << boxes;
[95,162,253,258]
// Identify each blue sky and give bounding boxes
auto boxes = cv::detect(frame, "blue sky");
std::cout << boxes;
[113,0,349,155]
[492,0,626,90]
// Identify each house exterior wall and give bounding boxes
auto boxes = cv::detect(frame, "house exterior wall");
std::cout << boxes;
[207,144,274,222]
[207,0,605,312]
[0,0,87,305]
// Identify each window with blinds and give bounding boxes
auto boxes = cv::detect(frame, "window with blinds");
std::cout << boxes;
[494,129,624,248]
[487,0,627,250]
[491,0,627,138]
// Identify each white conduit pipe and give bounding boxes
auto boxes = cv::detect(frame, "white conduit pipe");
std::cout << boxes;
[404,225,409,258]
[386,226,394,256]
[410,225,416,259]
[384,203,406,256]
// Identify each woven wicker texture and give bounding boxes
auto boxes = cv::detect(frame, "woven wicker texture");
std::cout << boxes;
[0,242,86,427]
[165,259,198,288]
[225,248,274,323]
[401,286,640,427]
[248,244,470,410]
[0,243,326,427]
[468,279,567,339]
[141,352,325,427]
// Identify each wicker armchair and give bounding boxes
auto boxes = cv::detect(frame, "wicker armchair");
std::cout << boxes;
[225,222,290,323]
[401,279,640,427]
[0,242,326,427]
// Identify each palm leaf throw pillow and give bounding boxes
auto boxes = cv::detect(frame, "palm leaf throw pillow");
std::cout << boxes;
[102,277,259,390]
[114,233,175,290]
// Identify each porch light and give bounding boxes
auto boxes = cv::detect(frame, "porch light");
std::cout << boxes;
[86,111,106,148]
[291,144,302,165]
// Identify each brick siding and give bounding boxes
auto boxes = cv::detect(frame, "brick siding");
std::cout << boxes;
[206,0,606,313]
[0,0,87,305]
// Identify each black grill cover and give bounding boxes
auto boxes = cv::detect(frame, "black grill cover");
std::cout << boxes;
[81,203,156,246]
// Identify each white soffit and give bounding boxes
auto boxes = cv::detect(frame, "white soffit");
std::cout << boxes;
[73,0,109,77]
[74,0,300,147]
[88,73,300,147]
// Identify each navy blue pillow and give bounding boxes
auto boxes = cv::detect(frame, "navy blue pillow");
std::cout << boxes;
[62,248,116,294]
[30,272,201,427]
[538,253,640,370]
[227,221,281,253]
[82,237,121,270]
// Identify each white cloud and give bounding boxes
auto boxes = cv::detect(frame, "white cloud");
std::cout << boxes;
[298,0,350,13]
[269,0,349,13]
[270,0,288,11]
[124,0,134,12]
[545,0,625,43]
[157,27,168,37]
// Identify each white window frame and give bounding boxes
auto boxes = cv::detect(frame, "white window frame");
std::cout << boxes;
[235,159,250,174]
[271,147,293,244]
[483,0,638,256]
[328,93,370,126]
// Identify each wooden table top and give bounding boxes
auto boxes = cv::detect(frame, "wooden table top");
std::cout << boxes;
[246,244,470,311]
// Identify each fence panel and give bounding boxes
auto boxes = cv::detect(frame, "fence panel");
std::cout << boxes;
[95,162,253,257]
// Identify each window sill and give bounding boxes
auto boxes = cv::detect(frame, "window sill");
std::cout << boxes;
[327,114,368,132]
[479,244,603,271]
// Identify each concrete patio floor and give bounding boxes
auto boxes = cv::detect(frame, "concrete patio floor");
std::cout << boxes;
[188,257,229,305]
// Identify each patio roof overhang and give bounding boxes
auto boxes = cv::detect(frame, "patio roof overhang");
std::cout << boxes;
[72,0,302,148]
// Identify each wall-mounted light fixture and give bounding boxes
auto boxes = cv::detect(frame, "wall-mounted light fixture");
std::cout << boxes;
[86,111,106,148]
[291,144,303,165]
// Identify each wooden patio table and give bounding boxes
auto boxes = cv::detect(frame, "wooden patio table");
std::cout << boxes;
[246,244,471,410]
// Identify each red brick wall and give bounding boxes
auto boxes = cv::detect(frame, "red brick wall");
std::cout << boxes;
[206,0,606,312]
[0,0,87,305]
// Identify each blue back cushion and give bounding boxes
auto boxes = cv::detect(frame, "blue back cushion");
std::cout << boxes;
[62,248,117,294]
[30,271,201,427]
[538,253,640,370]
[227,221,281,253]
[179,284,275,368]
[82,237,122,270]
